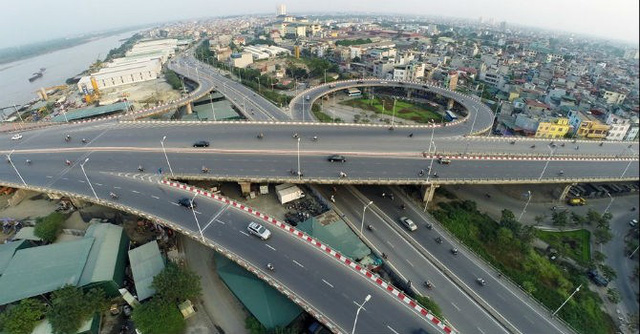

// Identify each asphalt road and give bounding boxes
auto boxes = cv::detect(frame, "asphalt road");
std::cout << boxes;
[316,184,510,334]
[322,183,577,333]
[0,155,445,334]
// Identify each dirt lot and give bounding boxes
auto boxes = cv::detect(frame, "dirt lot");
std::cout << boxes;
[99,77,182,112]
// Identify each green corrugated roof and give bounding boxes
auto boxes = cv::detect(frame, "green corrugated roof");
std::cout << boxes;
[128,241,165,301]
[296,217,370,260]
[0,238,93,305]
[51,102,127,122]
[79,223,125,286]
[215,253,301,329]
[14,226,42,241]
[190,101,241,120]
[0,240,28,275]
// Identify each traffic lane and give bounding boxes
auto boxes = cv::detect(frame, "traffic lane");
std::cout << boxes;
[317,185,508,334]
[358,185,569,334]
[1,165,446,334]
[6,123,637,163]
[6,150,639,183]
[210,208,442,334]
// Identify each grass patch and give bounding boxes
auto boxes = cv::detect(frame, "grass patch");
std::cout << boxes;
[340,97,442,123]
[431,200,615,334]
[536,229,591,265]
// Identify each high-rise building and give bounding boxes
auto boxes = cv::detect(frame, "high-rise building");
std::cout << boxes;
[277,4,286,16]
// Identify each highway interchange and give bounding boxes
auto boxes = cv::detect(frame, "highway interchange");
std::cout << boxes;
[0,49,638,334]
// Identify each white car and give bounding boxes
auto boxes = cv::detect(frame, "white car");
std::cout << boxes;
[11,133,22,140]
[248,222,271,240]
[399,216,418,231]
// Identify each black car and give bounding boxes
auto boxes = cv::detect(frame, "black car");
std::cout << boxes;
[328,154,346,163]
[193,140,210,147]
[178,197,197,209]
[356,80,364,84]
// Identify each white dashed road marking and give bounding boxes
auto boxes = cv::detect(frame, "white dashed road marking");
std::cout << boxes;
[95,183,103,186]
[266,244,276,251]
[131,190,140,194]
[322,279,334,288]
[387,326,400,334]
[292,260,304,268]
[240,231,250,237]
[151,195,160,199]
[451,302,460,311]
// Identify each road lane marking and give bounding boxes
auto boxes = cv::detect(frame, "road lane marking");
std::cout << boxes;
[78,180,85,183]
[524,315,535,324]
[292,260,304,268]
[170,202,180,206]
[386,326,399,334]
[240,231,250,237]
[265,244,276,251]
[62,177,68,180]
[95,183,103,186]
[322,279,334,288]
[215,219,226,225]
[46,175,53,178]
[114,186,121,189]
[131,190,140,194]
[151,195,160,199]
[496,293,507,301]
[405,259,414,267]
[451,302,460,311]
[477,327,485,334]
[386,241,395,248]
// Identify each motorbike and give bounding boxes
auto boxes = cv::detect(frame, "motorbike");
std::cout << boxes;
[367,225,374,231]
[110,192,119,200]
[510,141,516,145]
[312,136,318,141]
[65,160,71,166]
[202,167,210,174]
[435,237,443,244]
[424,281,433,290]
[257,133,264,139]
[530,145,536,149]
[267,263,275,271]
[138,166,144,172]
[81,138,88,144]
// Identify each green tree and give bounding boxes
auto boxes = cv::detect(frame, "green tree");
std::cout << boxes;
[152,262,202,303]
[164,70,183,91]
[534,214,547,225]
[132,298,185,334]
[552,210,569,228]
[48,286,107,334]
[33,212,65,244]
[571,212,588,226]
[522,281,537,294]
[245,315,266,334]
[594,228,613,244]
[593,251,607,263]
[0,298,46,334]
[606,288,621,303]
[599,264,617,281]
[500,209,521,235]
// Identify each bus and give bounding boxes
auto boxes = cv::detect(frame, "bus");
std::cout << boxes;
[347,88,362,97]
[445,110,458,122]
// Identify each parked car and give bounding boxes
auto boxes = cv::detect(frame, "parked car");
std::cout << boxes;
[328,154,346,163]
[193,140,210,147]
[438,157,451,165]
[178,197,197,209]
[11,133,22,140]
[247,222,271,240]
[587,269,609,287]
[399,216,418,231]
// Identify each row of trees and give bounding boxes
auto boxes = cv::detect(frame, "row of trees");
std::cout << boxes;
[0,286,108,334]
[132,262,202,334]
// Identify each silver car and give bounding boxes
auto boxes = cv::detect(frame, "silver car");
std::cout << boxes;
[399,217,418,231]
[248,222,271,240]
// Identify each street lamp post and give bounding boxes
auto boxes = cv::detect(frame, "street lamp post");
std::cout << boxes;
[351,294,371,334]
[208,92,217,121]
[391,98,396,128]
[360,201,374,234]
[603,192,614,215]
[160,136,175,177]
[538,145,556,181]
[191,193,205,241]
[621,149,635,178]
[426,143,437,183]
[518,190,532,221]
[296,137,301,179]
[469,106,479,135]
[6,150,27,186]
[552,284,581,317]
[80,158,99,201]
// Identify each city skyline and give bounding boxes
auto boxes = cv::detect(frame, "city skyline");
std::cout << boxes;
[0,0,638,49]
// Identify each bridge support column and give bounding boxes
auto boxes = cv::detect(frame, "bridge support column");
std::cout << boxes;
[420,184,439,203]
[185,103,193,115]
[406,88,413,99]
[447,98,454,110]
[239,182,252,196]
[558,183,577,202]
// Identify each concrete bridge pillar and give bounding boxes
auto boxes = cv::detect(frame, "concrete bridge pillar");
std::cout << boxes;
[185,103,193,115]
[406,88,413,99]
[558,183,577,201]
[420,184,439,203]
[447,98,454,110]
[239,182,251,196]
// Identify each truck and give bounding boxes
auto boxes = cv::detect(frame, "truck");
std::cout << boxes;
[567,197,586,206]
[587,269,609,287]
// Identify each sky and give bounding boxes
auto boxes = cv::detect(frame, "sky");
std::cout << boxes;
[1,0,638,48]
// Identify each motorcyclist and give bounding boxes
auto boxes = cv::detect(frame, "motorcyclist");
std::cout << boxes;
[109,192,118,199]
[424,281,433,289]
[138,165,144,172]
[559,170,564,175]
[202,166,209,173]
[257,132,264,139]
[65,159,71,166]
[408,133,414,138]
[267,263,274,271]
[81,138,87,144]
[367,225,373,231]
[435,237,443,244]
[65,134,71,142]
[25,159,32,165]
[312,135,318,141]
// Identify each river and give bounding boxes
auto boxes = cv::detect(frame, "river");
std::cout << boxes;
[0,30,140,116]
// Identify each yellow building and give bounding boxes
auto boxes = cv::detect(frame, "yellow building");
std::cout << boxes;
[535,118,572,139]
[575,120,610,139]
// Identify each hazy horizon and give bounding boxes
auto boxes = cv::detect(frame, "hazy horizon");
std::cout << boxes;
[1,0,638,49]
